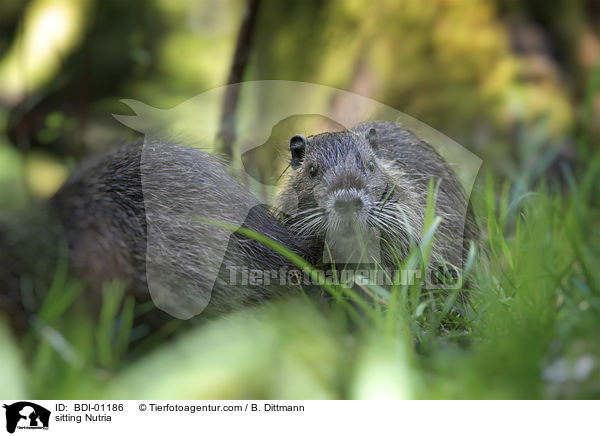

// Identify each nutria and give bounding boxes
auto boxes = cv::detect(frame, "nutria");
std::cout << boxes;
[279,121,479,283]
[0,141,308,328]
[0,121,478,329]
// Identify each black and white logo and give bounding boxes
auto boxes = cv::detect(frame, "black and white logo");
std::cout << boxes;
[3,402,50,434]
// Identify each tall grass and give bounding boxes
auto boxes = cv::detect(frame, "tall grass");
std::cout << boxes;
[1,147,598,400]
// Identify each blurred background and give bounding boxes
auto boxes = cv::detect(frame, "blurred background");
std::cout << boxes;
[0,0,599,400]
[0,0,599,207]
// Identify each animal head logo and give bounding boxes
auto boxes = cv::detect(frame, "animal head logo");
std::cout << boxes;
[114,80,481,319]
[3,402,50,434]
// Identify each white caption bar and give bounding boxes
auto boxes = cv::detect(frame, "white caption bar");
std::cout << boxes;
[0,400,596,435]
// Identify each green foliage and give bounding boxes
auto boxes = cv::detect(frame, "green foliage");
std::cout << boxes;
[20,263,138,398]
[0,0,598,400]
[0,317,28,398]
[2,149,596,399]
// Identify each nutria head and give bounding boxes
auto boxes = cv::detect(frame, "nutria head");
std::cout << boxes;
[279,126,421,265]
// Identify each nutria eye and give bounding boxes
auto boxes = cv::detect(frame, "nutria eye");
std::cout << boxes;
[368,161,375,171]
[308,165,318,177]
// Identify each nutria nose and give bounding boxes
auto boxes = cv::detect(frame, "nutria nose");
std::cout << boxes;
[334,198,363,214]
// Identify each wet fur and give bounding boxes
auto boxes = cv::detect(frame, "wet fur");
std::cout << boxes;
[278,121,479,277]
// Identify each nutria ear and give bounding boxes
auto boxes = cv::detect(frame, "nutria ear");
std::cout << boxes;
[366,127,378,149]
[289,135,307,169]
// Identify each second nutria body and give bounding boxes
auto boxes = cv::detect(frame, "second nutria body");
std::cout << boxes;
[50,142,309,319]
